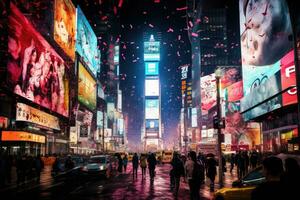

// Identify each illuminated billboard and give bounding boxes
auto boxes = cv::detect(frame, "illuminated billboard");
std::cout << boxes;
[117,118,124,135]
[191,108,197,128]
[78,62,96,110]
[144,41,160,61]
[8,3,69,117]
[239,0,295,106]
[201,73,216,113]
[76,6,99,76]
[2,131,45,143]
[16,103,60,130]
[146,119,159,132]
[145,79,159,96]
[54,0,76,60]
[145,62,159,75]
[145,99,159,119]
[114,45,119,64]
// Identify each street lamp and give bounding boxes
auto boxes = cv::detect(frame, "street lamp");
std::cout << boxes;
[215,67,224,188]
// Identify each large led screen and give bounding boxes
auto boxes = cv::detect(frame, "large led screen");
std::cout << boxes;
[8,3,69,117]
[78,62,96,110]
[144,41,160,61]
[145,99,159,119]
[145,62,159,75]
[146,119,159,132]
[54,0,76,61]
[145,79,159,96]
[76,6,99,76]
[201,73,216,113]
[239,0,294,101]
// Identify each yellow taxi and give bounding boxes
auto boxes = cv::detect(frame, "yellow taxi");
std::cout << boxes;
[214,166,265,200]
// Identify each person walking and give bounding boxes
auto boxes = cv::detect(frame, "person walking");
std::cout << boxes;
[147,153,157,182]
[250,150,258,169]
[170,152,185,197]
[230,153,235,173]
[132,153,139,179]
[34,155,44,182]
[206,154,217,192]
[140,154,147,179]
[65,155,74,171]
[117,154,123,173]
[16,155,27,186]
[281,157,300,200]
[123,155,128,173]
[251,157,284,200]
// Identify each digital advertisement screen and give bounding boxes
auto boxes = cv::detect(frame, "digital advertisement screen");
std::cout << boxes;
[145,62,159,75]
[201,73,216,113]
[241,72,282,120]
[239,0,295,106]
[144,41,160,61]
[78,62,96,110]
[145,79,159,96]
[76,6,99,76]
[191,108,197,128]
[146,119,159,132]
[117,118,124,135]
[114,45,119,64]
[54,0,76,61]
[107,102,115,129]
[145,99,159,119]
[8,3,69,117]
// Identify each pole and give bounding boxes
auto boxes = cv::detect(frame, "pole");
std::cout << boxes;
[216,76,223,188]
[102,109,105,153]
[287,1,300,138]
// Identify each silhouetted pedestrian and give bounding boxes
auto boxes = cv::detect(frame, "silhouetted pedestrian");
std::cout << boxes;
[206,154,217,192]
[170,152,184,197]
[251,156,284,200]
[281,157,300,199]
[140,154,147,178]
[230,153,235,173]
[34,155,44,182]
[118,154,123,173]
[123,155,128,173]
[147,153,157,182]
[132,153,139,179]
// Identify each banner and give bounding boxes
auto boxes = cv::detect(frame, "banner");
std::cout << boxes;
[16,103,60,130]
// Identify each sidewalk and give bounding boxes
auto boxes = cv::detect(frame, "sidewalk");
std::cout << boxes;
[0,165,53,193]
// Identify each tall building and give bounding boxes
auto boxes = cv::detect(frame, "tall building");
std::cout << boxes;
[142,34,163,151]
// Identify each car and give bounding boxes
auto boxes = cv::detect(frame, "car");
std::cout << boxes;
[214,153,300,200]
[81,155,116,179]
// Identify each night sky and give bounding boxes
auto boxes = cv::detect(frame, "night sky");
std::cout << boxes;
[118,0,191,149]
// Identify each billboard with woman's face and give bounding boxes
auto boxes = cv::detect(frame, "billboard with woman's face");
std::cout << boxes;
[76,6,99,76]
[8,3,69,117]
[54,0,76,61]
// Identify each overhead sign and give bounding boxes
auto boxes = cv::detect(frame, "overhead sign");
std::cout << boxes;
[1,131,45,143]
[16,103,60,130]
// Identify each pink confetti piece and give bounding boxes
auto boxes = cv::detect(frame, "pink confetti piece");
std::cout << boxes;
[101,16,108,20]
[191,32,198,37]
[113,6,117,15]
[176,6,187,11]
[149,24,154,28]
[118,0,123,8]
[178,35,181,40]
[177,51,180,57]
[167,28,174,32]
[189,21,193,27]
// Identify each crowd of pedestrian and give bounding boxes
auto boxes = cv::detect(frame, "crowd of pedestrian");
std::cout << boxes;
[0,150,44,188]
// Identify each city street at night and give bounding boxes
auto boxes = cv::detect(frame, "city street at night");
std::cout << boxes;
[1,0,300,199]
[2,163,239,200]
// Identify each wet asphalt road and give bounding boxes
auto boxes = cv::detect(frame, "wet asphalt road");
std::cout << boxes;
[2,163,238,200]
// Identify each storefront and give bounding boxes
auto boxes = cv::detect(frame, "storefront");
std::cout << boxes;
[0,130,46,155]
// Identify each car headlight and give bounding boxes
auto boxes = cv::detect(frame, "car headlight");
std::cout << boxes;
[99,165,104,170]
[82,166,88,172]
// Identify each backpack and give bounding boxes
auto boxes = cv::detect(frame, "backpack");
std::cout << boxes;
[193,161,205,183]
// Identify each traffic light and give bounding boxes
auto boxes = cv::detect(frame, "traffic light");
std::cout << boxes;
[213,116,219,129]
